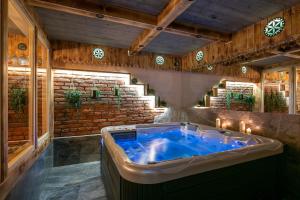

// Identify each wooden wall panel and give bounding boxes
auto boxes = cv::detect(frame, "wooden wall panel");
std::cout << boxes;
[52,40,261,82]
[182,3,300,73]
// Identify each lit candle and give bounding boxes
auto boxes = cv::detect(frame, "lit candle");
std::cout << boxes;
[216,118,221,128]
[246,128,252,135]
[239,121,246,133]
[222,123,227,129]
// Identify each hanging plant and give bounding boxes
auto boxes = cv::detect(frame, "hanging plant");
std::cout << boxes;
[65,89,82,109]
[11,85,27,113]
[225,92,231,110]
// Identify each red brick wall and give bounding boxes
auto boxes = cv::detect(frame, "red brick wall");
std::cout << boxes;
[210,81,255,111]
[8,70,30,141]
[54,70,163,137]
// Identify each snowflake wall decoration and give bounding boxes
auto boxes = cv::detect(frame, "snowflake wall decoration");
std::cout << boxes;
[264,17,285,37]
[93,48,105,59]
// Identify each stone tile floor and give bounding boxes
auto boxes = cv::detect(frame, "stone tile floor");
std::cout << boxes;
[7,136,107,200]
[40,161,107,200]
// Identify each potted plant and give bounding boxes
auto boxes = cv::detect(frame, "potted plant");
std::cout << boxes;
[65,89,82,109]
[198,96,205,107]
[131,77,138,84]
[147,88,155,95]
[90,81,101,99]
[159,99,167,107]
[11,85,27,113]
[218,82,226,89]
[205,90,212,107]
[91,85,101,99]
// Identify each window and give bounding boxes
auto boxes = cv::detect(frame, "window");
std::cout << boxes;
[37,38,49,138]
[263,69,289,113]
[7,1,34,162]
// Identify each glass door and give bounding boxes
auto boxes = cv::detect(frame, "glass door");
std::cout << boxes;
[7,0,34,162]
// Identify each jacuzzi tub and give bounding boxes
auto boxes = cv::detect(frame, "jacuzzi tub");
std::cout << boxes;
[100,122,283,200]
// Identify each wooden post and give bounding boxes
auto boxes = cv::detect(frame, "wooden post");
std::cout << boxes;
[32,26,37,148]
[0,0,8,182]
[290,66,296,114]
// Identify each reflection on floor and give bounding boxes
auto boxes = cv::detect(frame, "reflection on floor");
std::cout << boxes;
[6,135,107,200]
[40,161,106,200]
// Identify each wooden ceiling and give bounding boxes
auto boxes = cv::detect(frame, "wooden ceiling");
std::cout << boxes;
[27,0,300,56]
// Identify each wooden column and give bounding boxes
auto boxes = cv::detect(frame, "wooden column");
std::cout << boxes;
[32,26,37,148]
[0,0,8,182]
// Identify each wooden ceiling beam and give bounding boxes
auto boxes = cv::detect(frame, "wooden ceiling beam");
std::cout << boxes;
[271,50,300,59]
[26,0,157,29]
[130,0,195,53]
[26,0,230,47]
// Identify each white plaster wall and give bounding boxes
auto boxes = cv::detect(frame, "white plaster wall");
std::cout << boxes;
[126,68,222,108]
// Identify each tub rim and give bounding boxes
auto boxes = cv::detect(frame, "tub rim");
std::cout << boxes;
[101,122,283,184]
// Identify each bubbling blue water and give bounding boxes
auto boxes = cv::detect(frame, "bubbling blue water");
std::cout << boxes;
[114,128,251,165]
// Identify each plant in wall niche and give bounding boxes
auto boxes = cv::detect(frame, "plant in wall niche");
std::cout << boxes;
[91,82,101,99]
[218,83,226,89]
[159,99,167,107]
[113,85,121,109]
[206,90,213,97]
[198,96,205,107]
[65,89,82,109]
[10,85,27,113]
[147,88,155,95]
[131,77,138,84]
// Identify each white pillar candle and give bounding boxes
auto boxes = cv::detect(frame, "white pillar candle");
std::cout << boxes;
[216,118,221,128]
[246,128,252,135]
[239,121,246,133]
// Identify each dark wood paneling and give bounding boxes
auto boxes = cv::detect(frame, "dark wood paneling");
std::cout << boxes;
[182,3,300,69]
[98,0,170,16]
[176,0,300,33]
[143,32,209,55]
[101,141,284,200]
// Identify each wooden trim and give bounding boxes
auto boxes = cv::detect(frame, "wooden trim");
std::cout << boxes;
[0,0,8,182]
[25,0,228,42]
[32,26,37,148]
[49,51,54,138]
[37,131,49,146]
[290,66,297,114]
[130,0,194,53]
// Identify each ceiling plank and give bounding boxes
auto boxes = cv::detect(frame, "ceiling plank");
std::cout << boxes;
[26,0,157,29]
[26,0,230,46]
[130,0,195,53]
